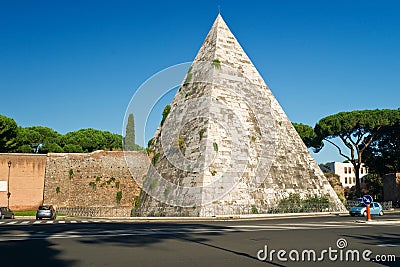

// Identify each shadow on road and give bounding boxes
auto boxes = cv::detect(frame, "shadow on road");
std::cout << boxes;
[0,235,76,266]
[0,222,262,266]
[343,233,400,267]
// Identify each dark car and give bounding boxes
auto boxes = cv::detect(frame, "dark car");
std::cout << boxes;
[0,207,15,219]
[36,205,56,220]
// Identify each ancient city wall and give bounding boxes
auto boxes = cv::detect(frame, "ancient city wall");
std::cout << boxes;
[383,173,400,202]
[0,153,47,210]
[44,151,148,210]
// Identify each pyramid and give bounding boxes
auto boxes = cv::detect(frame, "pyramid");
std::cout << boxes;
[137,15,346,216]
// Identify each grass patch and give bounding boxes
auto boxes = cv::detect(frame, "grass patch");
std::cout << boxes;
[13,210,68,216]
[13,210,36,216]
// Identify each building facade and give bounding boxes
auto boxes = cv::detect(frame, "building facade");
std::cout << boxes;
[320,162,368,188]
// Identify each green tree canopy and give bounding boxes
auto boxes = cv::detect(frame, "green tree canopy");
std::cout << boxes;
[292,123,319,148]
[61,128,122,153]
[0,114,125,153]
[14,126,62,153]
[363,173,383,201]
[62,143,84,153]
[0,115,18,152]
[363,123,400,176]
[314,109,400,196]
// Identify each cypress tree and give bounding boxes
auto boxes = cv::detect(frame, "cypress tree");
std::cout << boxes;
[124,113,136,151]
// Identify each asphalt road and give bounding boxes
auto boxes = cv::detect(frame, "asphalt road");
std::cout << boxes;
[0,214,399,267]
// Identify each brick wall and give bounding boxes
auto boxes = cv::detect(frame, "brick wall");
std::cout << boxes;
[0,154,47,210]
[43,151,148,209]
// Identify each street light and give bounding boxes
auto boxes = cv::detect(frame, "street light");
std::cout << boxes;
[7,161,11,209]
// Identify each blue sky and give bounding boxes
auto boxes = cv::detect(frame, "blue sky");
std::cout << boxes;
[1,0,399,163]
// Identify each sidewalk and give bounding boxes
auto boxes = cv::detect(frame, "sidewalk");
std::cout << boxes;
[16,209,399,222]
[72,211,350,222]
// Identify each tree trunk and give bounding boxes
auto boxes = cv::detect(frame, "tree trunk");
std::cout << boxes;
[353,163,361,197]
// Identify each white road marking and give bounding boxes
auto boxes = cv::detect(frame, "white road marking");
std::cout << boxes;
[58,221,65,223]
[46,221,54,224]
[33,221,42,224]
[0,222,4,224]
[6,221,18,225]
[70,220,77,223]
[82,220,88,223]
[20,221,30,224]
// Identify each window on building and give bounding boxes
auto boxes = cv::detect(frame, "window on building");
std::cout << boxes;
[361,168,364,174]
[344,167,347,174]
[349,168,351,174]
[345,177,348,184]
[353,177,356,183]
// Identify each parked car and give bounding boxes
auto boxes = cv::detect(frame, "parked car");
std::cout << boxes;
[0,207,14,219]
[349,202,384,217]
[36,205,56,220]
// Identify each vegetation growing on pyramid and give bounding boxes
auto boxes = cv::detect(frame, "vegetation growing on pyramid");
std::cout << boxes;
[152,152,160,165]
[183,66,193,88]
[277,193,331,213]
[164,185,171,198]
[199,128,206,140]
[212,58,221,69]
[184,72,193,86]
[116,191,122,205]
[213,142,219,153]
[151,179,158,192]
[146,147,155,155]
[147,138,154,147]
[160,105,171,126]
[177,136,185,149]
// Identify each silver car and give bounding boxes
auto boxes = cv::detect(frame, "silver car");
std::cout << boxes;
[36,205,56,220]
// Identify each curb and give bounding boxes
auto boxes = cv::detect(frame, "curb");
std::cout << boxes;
[355,219,400,225]
[81,211,350,222]
[15,215,69,220]
[15,210,398,222]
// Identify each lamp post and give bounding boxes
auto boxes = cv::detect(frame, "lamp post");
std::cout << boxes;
[7,161,11,209]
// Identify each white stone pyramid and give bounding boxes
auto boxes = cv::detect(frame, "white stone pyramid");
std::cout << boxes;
[137,14,346,216]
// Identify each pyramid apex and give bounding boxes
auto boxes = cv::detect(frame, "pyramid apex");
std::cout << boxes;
[213,13,226,27]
